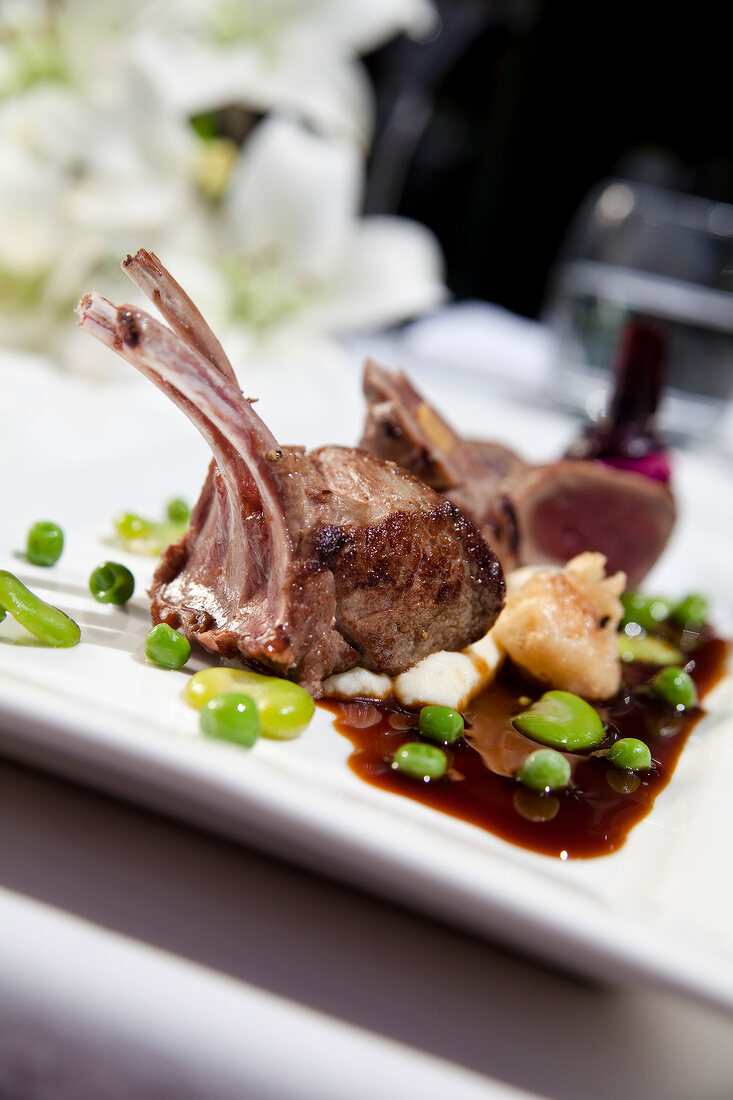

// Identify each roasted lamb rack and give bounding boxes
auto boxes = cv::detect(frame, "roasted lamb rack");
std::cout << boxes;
[359,358,676,588]
[77,251,505,695]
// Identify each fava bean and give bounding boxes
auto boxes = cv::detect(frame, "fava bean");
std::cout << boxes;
[200,692,260,747]
[182,667,314,739]
[0,569,80,647]
[513,690,605,751]
[617,633,683,666]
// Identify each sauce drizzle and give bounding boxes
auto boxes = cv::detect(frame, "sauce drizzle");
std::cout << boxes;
[325,632,730,859]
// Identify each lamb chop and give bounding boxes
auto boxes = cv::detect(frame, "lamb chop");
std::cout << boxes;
[359,356,676,588]
[76,251,505,696]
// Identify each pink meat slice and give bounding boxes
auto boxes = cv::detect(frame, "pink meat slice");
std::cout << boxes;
[360,360,676,588]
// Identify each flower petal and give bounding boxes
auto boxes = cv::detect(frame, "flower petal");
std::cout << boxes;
[225,115,361,281]
[296,214,446,333]
[134,32,373,144]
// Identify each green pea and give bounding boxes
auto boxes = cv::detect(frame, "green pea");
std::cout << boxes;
[89,561,135,605]
[182,667,314,739]
[0,569,80,647]
[670,593,708,629]
[166,498,190,524]
[418,705,464,744]
[145,623,191,669]
[650,666,697,709]
[114,512,153,541]
[513,690,605,751]
[620,592,672,633]
[26,521,64,566]
[392,742,448,781]
[607,737,652,771]
[200,692,260,747]
[516,749,571,792]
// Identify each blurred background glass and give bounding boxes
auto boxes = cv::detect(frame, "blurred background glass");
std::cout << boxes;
[541,179,733,444]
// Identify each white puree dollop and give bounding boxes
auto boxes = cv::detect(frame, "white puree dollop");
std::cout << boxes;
[322,553,625,709]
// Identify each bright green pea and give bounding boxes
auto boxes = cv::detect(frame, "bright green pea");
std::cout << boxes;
[620,592,672,633]
[513,690,605,751]
[166,498,190,524]
[26,521,64,566]
[145,623,191,669]
[182,667,314,739]
[392,742,448,781]
[200,692,260,747]
[89,561,135,605]
[607,737,652,771]
[516,749,571,792]
[670,593,708,629]
[418,705,464,744]
[0,569,80,647]
[114,512,153,541]
[650,666,698,709]
[114,508,189,557]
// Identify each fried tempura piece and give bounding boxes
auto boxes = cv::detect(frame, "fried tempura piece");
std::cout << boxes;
[493,552,625,700]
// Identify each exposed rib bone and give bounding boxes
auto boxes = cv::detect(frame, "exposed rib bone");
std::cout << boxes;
[122,249,237,384]
[76,293,294,657]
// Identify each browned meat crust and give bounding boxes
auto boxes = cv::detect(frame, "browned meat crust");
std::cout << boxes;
[359,360,676,588]
[77,255,504,695]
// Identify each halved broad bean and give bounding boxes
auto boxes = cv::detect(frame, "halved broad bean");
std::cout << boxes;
[513,690,605,751]
[0,569,80,647]
[200,692,260,748]
[183,667,314,740]
[617,633,683,666]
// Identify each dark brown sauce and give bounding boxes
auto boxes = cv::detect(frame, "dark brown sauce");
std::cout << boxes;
[323,632,730,860]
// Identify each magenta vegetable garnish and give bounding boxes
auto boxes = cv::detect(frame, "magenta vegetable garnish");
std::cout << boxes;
[566,316,672,483]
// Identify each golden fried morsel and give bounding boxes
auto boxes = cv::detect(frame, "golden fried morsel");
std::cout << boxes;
[493,552,625,700]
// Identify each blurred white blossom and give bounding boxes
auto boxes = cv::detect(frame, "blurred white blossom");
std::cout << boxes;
[134,0,437,145]
[0,0,444,373]
[216,115,445,335]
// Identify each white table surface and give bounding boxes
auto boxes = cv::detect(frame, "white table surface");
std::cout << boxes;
[2,302,733,1099]
[5,755,733,1100]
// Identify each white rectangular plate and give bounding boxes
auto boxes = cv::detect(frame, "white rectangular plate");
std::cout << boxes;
[2,344,732,1014]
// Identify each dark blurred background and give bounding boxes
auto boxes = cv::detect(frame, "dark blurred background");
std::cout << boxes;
[363,0,733,320]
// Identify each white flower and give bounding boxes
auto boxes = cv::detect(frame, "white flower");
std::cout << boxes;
[207,115,445,346]
[133,0,438,145]
[0,82,200,360]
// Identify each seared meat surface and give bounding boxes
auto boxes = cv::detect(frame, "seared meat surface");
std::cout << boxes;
[360,360,676,588]
[77,253,504,695]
